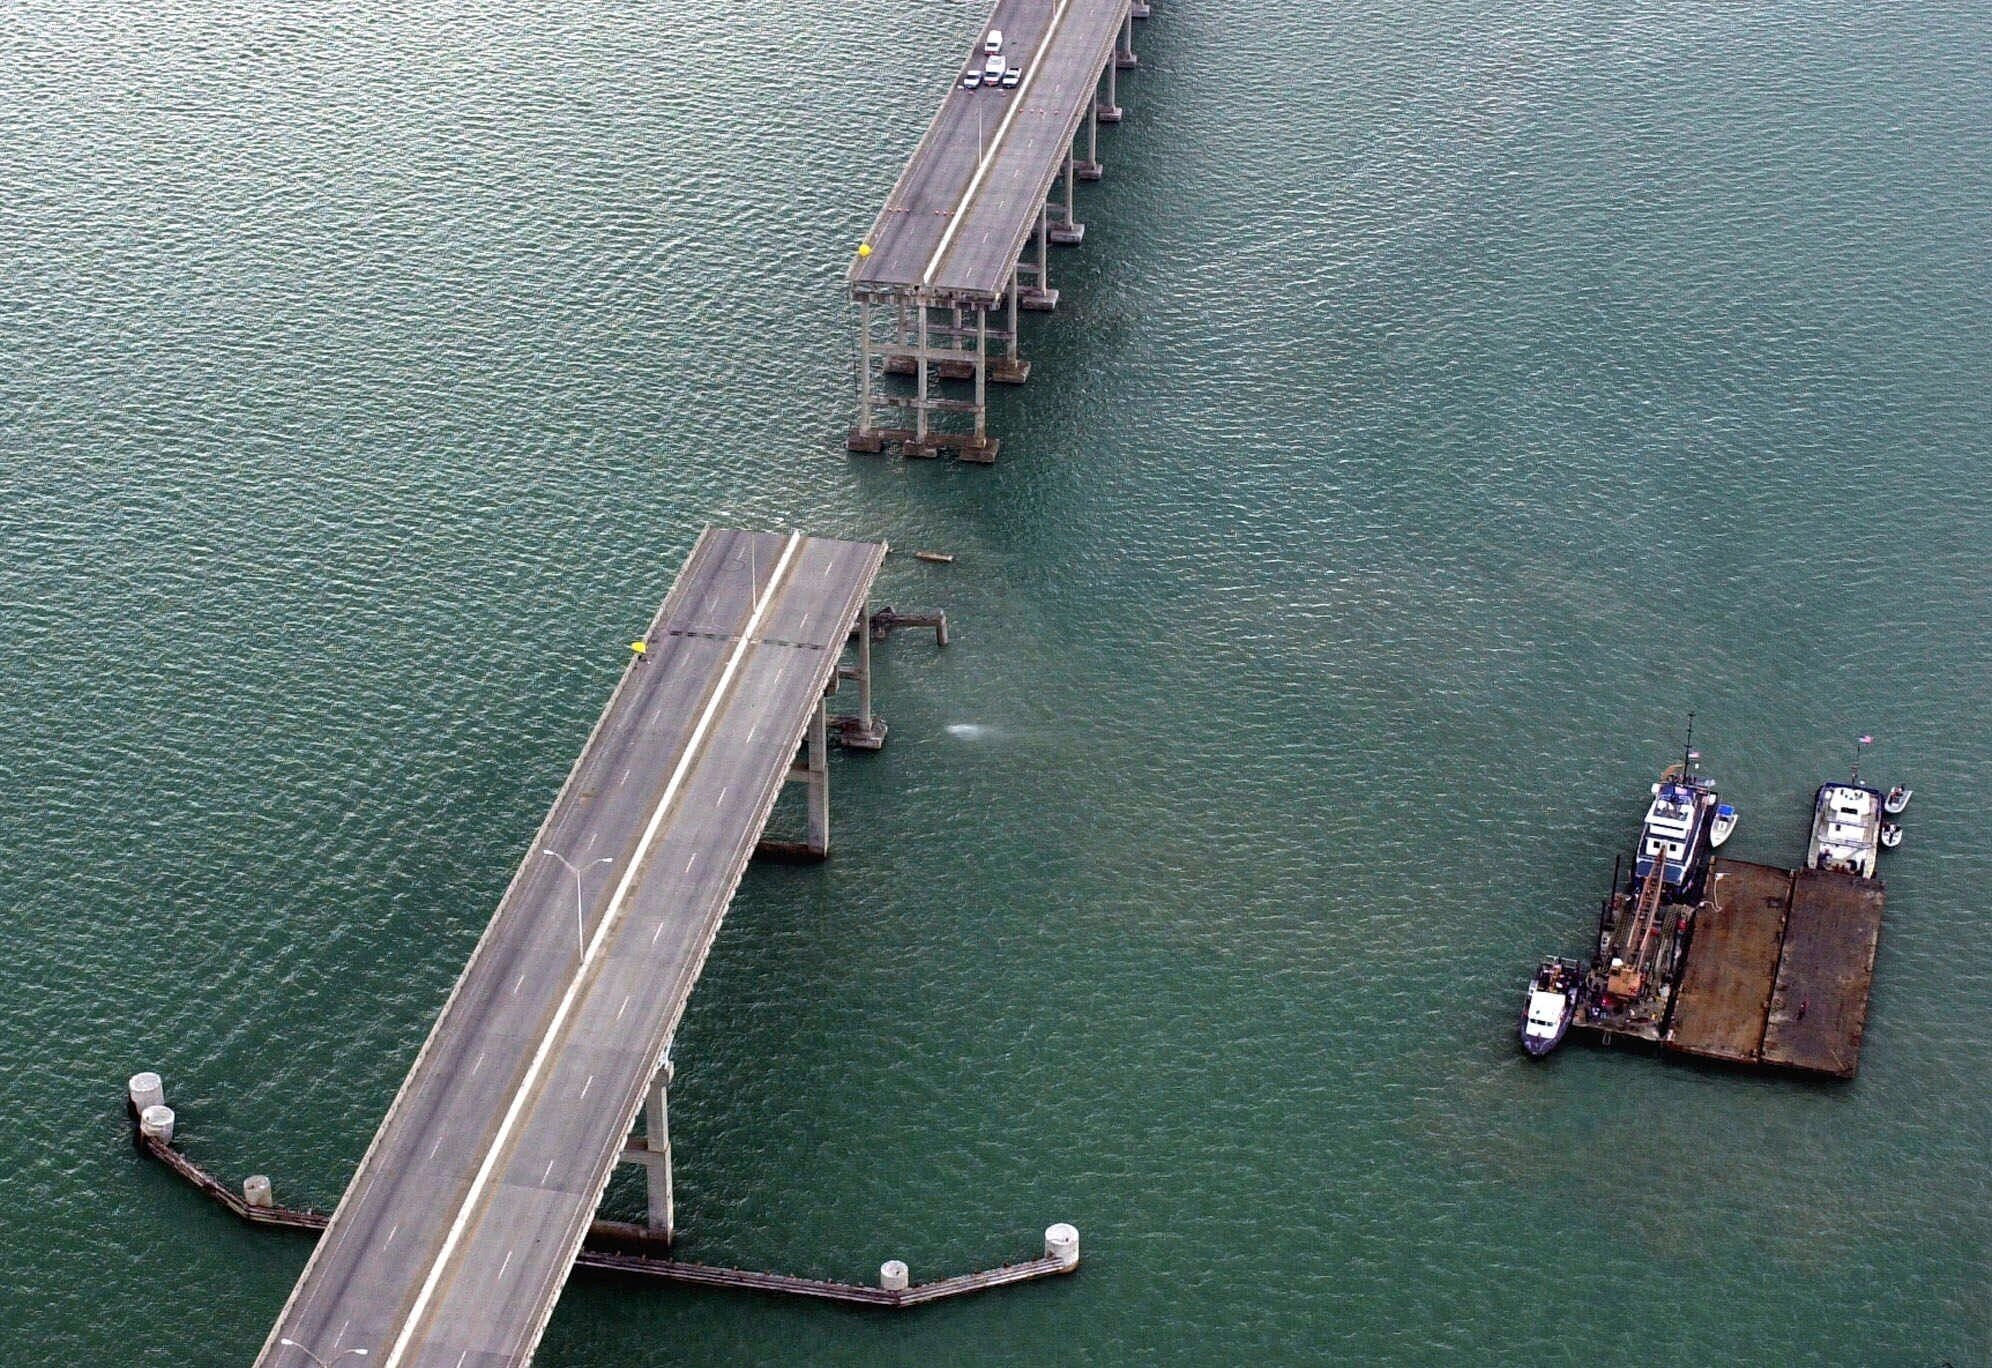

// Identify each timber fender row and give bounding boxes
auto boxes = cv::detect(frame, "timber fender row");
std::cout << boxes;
[125,1073,1079,1310]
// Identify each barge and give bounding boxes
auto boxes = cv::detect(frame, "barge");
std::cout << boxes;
[1526,733,1897,1079]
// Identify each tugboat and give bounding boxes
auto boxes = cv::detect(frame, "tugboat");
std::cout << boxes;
[1808,736,1886,877]
[1519,957,1581,1057]
[1884,785,1913,815]
[1634,720,1723,901]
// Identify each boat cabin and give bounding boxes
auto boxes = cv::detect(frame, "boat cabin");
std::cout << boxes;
[1808,782,1883,878]
[1523,990,1570,1041]
[1635,779,1714,887]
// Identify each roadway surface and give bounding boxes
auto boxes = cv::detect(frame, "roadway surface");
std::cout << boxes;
[850,0,1129,299]
[257,528,887,1368]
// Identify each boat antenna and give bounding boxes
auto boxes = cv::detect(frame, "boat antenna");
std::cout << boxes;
[1684,711,1697,774]
[1853,732,1872,784]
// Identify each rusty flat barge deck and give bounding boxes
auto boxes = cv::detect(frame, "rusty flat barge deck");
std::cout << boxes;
[1760,867,1886,1076]
[1664,857,1885,1078]
[1664,859,1793,1065]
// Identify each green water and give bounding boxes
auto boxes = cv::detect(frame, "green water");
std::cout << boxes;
[2,0,1987,1363]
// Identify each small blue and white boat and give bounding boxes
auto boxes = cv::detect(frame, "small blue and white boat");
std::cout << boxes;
[1710,803,1739,848]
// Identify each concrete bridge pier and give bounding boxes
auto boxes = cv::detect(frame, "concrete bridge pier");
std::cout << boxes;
[834,604,889,749]
[1116,3,1138,68]
[853,297,877,447]
[851,290,1011,460]
[803,699,830,853]
[620,1058,676,1244]
[990,285,1030,383]
[1097,54,1123,123]
[1018,214,1059,311]
[758,696,833,857]
[1076,98,1104,181]
[1049,148,1086,246]
[914,302,930,451]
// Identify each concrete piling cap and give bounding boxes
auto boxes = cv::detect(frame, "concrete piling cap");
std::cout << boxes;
[139,1104,175,1144]
[879,1259,910,1292]
[128,1072,165,1111]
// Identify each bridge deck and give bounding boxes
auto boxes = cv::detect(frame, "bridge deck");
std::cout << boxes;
[849,0,1128,301]
[258,528,886,1368]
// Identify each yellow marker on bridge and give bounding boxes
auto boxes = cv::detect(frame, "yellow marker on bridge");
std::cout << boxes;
[857,243,873,258]
[629,640,647,656]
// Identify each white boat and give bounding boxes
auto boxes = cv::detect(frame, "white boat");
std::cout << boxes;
[1808,779,1884,877]
[1636,763,1720,896]
[1880,822,1904,849]
[1709,803,1739,848]
[1884,785,1912,815]
[1519,957,1581,1057]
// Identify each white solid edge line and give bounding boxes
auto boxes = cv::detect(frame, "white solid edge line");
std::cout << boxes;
[381,530,807,1368]
[921,0,1074,288]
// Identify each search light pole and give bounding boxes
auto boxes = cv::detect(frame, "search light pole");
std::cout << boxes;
[278,1340,369,1367]
[543,849,613,957]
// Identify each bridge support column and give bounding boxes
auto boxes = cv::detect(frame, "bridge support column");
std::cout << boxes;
[805,698,830,852]
[621,1057,675,1244]
[847,296,886,453]
[913,296,931,449]
[1076,99,1103,180]
[973,307,987,438]
[1117,4,1138,67]
[1050,147,1086,245]
[986,281,1029,384]
[834,604,889,746]
[853,610,874,733]
[1019,212,1058,311]
[1097,57,1122,123]
[758,696,833,858]
[854,298,875,440]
